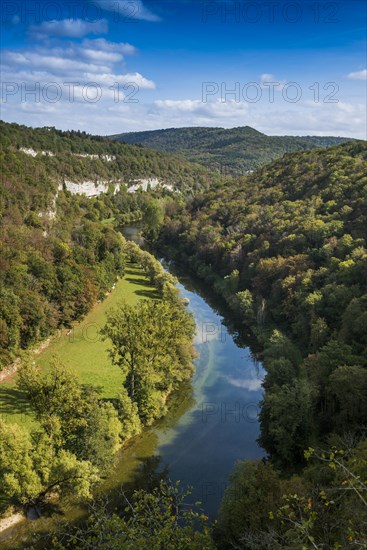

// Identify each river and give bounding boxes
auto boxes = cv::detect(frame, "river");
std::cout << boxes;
[114,226,266,515]
[1,225,265,548]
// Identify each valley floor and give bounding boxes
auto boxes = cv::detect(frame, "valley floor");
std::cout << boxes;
[0,263,159,432]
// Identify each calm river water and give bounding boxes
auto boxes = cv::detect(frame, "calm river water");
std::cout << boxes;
[114,226,266,515]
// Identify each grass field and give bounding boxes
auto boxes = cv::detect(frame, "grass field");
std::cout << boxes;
[0,264,160,431]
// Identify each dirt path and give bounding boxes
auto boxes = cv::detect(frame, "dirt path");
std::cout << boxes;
[0,361,21,384]
[0,513,25,535]
[0,336,55,384]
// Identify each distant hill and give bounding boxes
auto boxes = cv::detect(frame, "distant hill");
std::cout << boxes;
[0,121,217,195]
[111,126,353,175]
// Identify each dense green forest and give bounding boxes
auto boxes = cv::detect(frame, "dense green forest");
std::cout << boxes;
[156,140,367,547]
[0,121,199,535]
[0,121,216,193]
[0,165,123,368]
[159,140,367,449]
[112,126,352,175]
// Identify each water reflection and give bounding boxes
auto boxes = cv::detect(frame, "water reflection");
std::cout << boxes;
[119,224,265,516]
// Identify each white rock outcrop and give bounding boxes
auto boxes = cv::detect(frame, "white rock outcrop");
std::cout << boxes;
[127,178,174,193]
[75,153,116,162]
[20,148,55,157]
[64,180,109,197]
[63,180,121,197]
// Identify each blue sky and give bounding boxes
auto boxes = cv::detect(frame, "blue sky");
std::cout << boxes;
[1,0,366,136]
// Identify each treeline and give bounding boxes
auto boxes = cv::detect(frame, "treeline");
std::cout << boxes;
[0,240,196,514]
[0,121,217,192]
[37,482,214,549]
[214,440,367,548]
[114,125,352,175]
[0,150,126,369]
[155,141,367,546]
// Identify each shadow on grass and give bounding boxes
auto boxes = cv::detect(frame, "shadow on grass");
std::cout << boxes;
[125,277,152,286]
[125,268,145,276]
[134,289,160,299]
[0,387,32,422]
[124,273,160,299]
[0,387,32,421]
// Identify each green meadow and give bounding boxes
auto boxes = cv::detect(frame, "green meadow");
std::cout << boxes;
[0,264,160,431]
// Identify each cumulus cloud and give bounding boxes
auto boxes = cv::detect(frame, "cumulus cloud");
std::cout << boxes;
[3,50,111,75]
[94,0,160,22]
[1,38,151,87]
[149,96,366,139]
[1,33,156,131]
[3,38,137,72]
[347,69,367,80]
[154,98,249,118]
[29,18,108,38]
[83,38,137,56]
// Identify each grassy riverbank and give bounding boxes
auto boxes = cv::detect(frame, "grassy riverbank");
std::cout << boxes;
[0,263,159,431]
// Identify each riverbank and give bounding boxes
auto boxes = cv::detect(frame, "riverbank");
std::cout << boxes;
[0,251,198,548]
[1,238,265,548]
[0,263,158,430]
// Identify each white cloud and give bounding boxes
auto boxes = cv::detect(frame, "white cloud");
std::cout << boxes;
[259,73,286,91]
[1,39,150,88]
[260,73,274,82]
[29,18,108,38]
[347,69,367,80]
[3,51,111,75]
[0,34,156,132]
[20,101,59,114]
[3,39,138,74]
[155,99,203,112]
[154,98,249,118]
[334,101,356,114]
[81,49,124,63]
[257,101,367,138]
[94,0,160,22]
[82,38,137,56]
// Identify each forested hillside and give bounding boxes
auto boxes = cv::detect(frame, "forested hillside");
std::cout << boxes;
[157,140,367,546]
[112,126,351,175]
[0,121,213,369]
[0,152,123,368]
[0,121,216,193]
[160,140,367,445]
